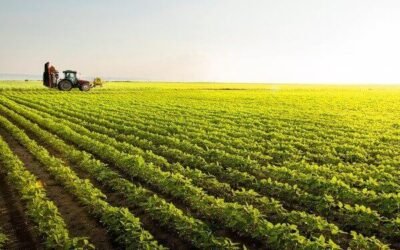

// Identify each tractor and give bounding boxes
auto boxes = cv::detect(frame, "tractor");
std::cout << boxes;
[43,63,102,91]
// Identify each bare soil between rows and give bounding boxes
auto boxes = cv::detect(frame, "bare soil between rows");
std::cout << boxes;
[0,101,261,249]
[0,127,116,250]
[0,168,41,249]
[17,117,195,250]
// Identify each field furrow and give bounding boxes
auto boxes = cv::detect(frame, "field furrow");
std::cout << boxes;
[0,99,243,249]
[0,96,346,249]
[0,111,165,249]
[5,96,400,243]
[0,83,399,250]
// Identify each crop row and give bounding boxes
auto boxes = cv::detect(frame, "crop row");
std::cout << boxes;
[14,94,400,195]
[0,231,6,249]
[0,98,240,249]
[0,98,347,245]
[7,93,372,160]
[0,96,341,249]
[1,95,396,248]
[0,132,92,249]
[3,96,397,243]
[0,112,165,249]
[17,89,393,149]
[42,92,399,167]
[93,94,400,168]
[10,94,400,193]
[93,102,400,184]
[8,96,400,230]
[5,99,378,243]
[60,98,400,192]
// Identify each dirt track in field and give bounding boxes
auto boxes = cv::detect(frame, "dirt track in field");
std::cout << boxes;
[31,125,261,250]
[20,123,193,250]
[0,169,40,249]
[18,108,261,250]
[0,127,116,250]
[0,105,259,250]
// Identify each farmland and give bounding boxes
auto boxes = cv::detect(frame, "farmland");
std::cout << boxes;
[0,81,399,249]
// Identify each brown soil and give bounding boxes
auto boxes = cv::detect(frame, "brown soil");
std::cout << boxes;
[0,106,259,249]
[23,127,194,250]
[45,136,262,250]
[0,169,41,249]
[0,127,116,250]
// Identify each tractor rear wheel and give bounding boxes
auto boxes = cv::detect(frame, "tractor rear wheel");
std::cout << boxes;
[58,80,72,91]
[79,83,90,91]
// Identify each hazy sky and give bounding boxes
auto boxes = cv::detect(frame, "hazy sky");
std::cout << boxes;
[1,0,400,83]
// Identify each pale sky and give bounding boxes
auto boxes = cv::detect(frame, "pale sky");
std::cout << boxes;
[0,0,400,83]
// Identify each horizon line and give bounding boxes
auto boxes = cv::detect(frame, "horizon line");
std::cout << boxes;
[1,79,400,86]
[1,72,400,85]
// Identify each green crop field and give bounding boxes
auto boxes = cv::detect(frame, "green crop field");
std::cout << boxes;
[0,81,399,249]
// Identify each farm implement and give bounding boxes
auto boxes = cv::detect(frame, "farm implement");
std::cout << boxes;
[43,62,103,91]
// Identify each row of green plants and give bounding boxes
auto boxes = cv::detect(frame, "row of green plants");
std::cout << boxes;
[10,96,397,205]
[0,230,7,249]
[13,103,348,242]
[21,90,400,160]
[12,94,400,195]
[22,95,400,197]
[7,87,398,246]
[55,92,399,169]
[86,94,400,177]
[56,99,400,210]
[5,88,399,161]
[11,97,400,241]
[107,112,400,192]
[0,97,342,249]
[0,110,164,249]
[22,88,397,161]
[0,101,241,249]
[0,132,93,249]
[3,96,397,245]
[3,96,354,244]
[5,96,396,250]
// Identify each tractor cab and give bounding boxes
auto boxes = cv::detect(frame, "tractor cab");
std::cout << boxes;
[63,70,78,85]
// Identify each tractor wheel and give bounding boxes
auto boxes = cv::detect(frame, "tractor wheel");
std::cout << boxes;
[79,83,91,91]
[58,80,72,91]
